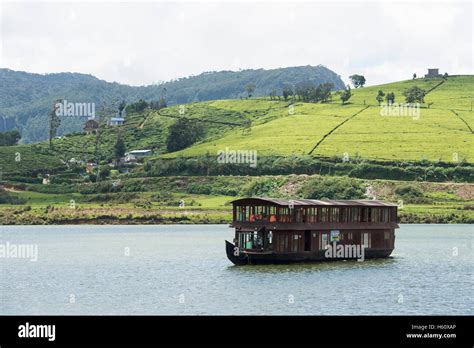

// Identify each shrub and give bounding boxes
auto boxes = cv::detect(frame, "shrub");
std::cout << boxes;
[299,176,366,200]
[394,184,423,197]
[394,184,427,203]
[242,177,286,197]
[0,188,27,204]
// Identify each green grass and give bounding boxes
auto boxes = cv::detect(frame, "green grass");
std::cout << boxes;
[0,145,63,176]
[424,76,474,110]
[314,106,473,161]
[400,203,474,222]
[1,75,473,178]
[162,76,473,161]
[164,103,363,157]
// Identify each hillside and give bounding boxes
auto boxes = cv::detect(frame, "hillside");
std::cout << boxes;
[163,76,473,162]
[0,65,344,143]
[0,75,473,181]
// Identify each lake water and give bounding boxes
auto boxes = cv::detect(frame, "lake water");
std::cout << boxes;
[0,224,472,315]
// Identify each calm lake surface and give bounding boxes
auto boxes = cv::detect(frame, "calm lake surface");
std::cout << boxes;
[0,224,472,315]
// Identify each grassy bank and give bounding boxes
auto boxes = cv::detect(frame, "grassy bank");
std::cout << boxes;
[1,175,472,224]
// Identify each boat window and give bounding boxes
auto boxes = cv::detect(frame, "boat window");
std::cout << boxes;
[340,208,347,222]
[276,234,289,252]
[321,208,329,222]
[279,207,290,223]
[383,208,390,222]
[371,208,390,222]
[291,234,301,252]
[304,230,311,251]
[334,208,340,222]
[295,209,301,223]
[370,208,377,222]
[235,204,394,224]
[320,233,329,250]
[307,207,316,223]
[351,208,360,222]
[238,232,255,249]
[361,208,367,222]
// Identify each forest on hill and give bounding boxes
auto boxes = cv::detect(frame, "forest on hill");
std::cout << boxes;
[0,65,344,143]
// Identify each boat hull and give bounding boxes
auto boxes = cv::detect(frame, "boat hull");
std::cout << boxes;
[225,240,393,265]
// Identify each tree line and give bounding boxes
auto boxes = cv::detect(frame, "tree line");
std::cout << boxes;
[376,86,427,105]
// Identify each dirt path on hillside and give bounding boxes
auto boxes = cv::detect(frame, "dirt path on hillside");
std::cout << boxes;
[308,105,370,155]
[3,186,24,193]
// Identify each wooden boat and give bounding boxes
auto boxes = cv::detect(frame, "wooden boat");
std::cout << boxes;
[226,197,398,265]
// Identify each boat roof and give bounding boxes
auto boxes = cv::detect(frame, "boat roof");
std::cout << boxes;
[231,197,398,207]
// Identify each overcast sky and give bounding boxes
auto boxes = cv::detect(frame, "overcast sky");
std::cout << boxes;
[0,0,472,86]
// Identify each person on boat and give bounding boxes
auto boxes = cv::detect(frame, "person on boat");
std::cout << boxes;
[269,215,277,222]
[250,214,255,222]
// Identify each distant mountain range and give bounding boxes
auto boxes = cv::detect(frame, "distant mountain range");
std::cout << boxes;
[0,65,345,143]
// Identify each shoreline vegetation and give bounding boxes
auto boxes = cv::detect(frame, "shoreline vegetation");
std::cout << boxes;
[1,175,472,225]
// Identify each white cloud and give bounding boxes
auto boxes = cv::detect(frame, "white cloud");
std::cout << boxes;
[0,0,472,86]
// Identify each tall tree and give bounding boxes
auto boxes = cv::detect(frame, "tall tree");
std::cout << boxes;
[386,92,395,104]
[340,85,352,104]
[376,90,385,105]
[245,83,256,98]
[94,100,118,182]
[282,86,294,101]
[269,90,277,100]
[318,82,334,102]
[349,75,366,88]
[118,100,126,117]
[403,86,426,103]
[158,97,167,109]
[48,99,62,149]
[114,134,126,162]
[166,118,204,152]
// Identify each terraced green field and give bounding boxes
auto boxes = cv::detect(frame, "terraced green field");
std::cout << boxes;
[165,75,473,162]
[315,106,473,161]
[165,103,363,156]
[424,76,474,110]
